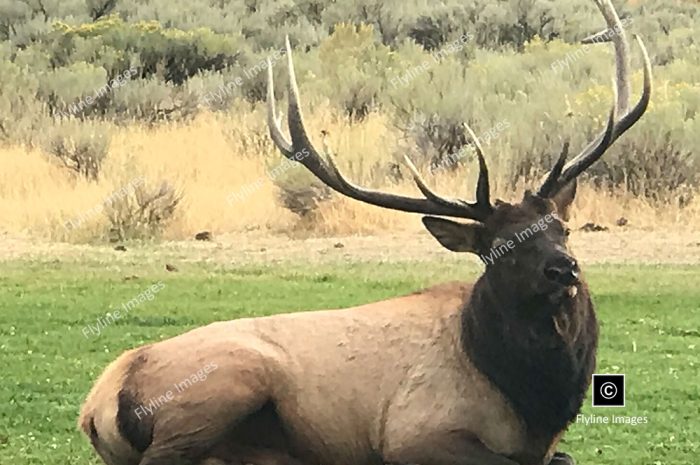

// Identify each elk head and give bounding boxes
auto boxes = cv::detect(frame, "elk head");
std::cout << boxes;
[266,28,651,305]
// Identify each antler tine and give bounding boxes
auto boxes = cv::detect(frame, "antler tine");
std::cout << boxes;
[397,124,492,217]
[279,37,345,190]
[463,123,491,210]
[593,0,631,113]
[556,0,632,182]
[319,145,491,221]
[266,59,294,157]
[555,78,618,189]
[537,142,570,198]
[399,156,474,211]
[539,1,652,200]
[537,0,638,197]
[607,35,652,137]
[554,36,651,189]
[264,36,493,222]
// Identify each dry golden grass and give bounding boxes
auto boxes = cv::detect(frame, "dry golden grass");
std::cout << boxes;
[0,104,697,242]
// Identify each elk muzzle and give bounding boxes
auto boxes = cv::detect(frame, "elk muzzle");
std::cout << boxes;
[544,255,580,287]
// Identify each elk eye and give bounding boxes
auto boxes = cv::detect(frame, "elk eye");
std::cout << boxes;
[564,228,571,237]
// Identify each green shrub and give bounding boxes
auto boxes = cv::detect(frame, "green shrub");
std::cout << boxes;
[589,132,697,206]
[393,109,469,171]
[299,23,398,118]
[39,62,109,117]
[276,180,332,218]
[0,0,698,210]
[0,59,48,145]
[109,77,199,123]
[387,42,477,168]
[50,16,245,84]
[584,80,700,205]
[44,120,112,181]
[105,179,182,241]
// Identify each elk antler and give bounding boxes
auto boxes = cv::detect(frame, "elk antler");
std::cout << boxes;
[586,0,633,113]
[266,37,493,222]
[538,0,652,198]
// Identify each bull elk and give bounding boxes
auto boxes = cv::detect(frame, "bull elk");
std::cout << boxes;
[79,2,652,464]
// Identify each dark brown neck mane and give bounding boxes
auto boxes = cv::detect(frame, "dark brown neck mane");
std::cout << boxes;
[461,274,598,439]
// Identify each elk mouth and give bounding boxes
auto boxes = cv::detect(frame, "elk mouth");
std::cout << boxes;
[544,279,580,305]
[540,256,581,305]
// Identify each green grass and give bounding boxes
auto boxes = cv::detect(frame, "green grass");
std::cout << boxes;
[0,259,698,465]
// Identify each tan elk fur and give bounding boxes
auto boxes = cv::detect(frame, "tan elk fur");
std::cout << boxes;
[81,281,573,465]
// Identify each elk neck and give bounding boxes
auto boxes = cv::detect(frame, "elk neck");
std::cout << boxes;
[460,272,598,438]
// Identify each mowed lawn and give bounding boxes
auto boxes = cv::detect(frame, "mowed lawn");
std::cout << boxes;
[0,258,698,465]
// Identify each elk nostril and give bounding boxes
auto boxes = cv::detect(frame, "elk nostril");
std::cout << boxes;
[544,266,562,281]
[569,267,580,282]
[544,257,580,286]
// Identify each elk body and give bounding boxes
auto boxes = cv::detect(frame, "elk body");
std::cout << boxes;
[79,2,652,464]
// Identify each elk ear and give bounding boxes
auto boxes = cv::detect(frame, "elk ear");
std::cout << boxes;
[422,216,489,254]
[551,179,577,221]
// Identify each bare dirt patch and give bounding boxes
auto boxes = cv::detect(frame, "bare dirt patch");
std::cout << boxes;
[1,230,698,266]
